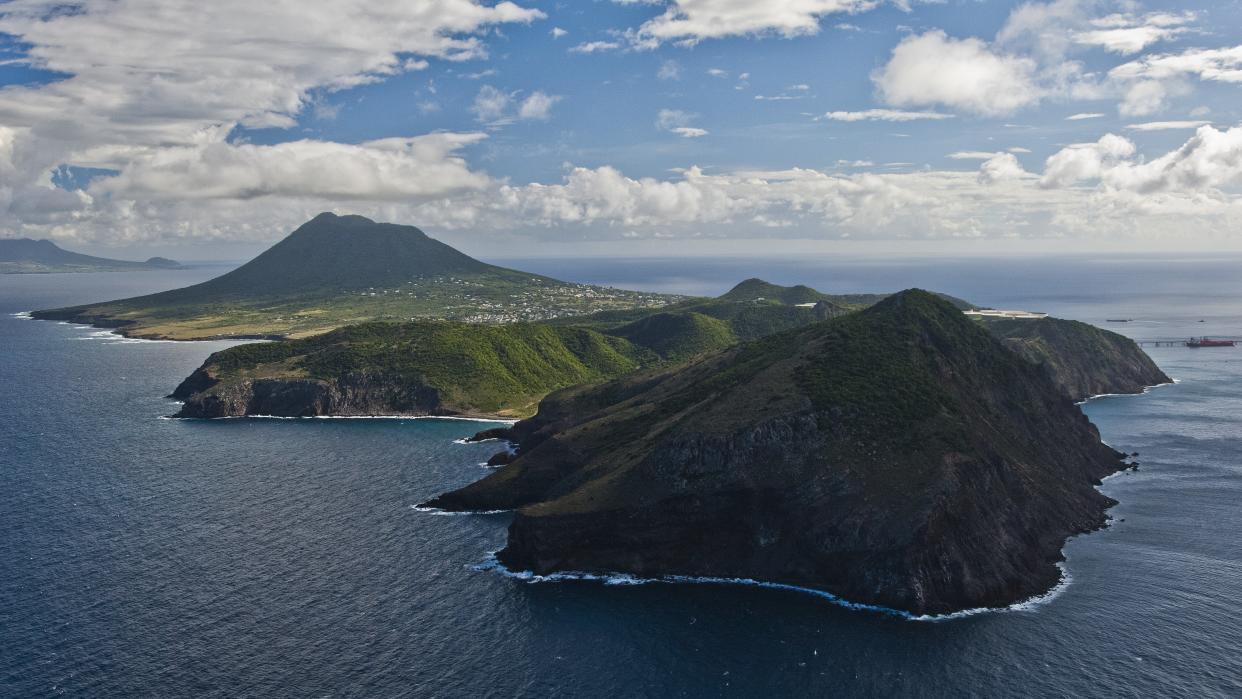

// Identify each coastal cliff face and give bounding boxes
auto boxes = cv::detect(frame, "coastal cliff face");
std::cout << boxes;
[427,291,1133,616]
[985,318,1171,401]
[170,321,651,419]
[173,368,442,418]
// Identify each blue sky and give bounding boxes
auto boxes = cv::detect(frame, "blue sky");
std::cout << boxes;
[246,0,1239,182]
[1,0,1241,258]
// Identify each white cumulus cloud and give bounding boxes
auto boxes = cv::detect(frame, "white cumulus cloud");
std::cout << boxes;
[636,0,881,45]
[94,132,491,201]
[1041,133,1138,188]
[978,152,1029,184]
[0,0,543,232]
[874,31,1041,117]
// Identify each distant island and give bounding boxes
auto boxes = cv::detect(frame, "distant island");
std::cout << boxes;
[425,291,1171,616]
[32,213,684,339]
[0,238,182,274]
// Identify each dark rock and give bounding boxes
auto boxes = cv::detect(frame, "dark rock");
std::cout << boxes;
[175,373,442,418]
[468,427,514,443]
[486,450,515,466]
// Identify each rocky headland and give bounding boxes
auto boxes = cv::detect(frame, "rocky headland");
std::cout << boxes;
[426,290,1167,616]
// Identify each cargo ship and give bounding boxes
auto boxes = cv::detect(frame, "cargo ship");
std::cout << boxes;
[1185,337,1236,348]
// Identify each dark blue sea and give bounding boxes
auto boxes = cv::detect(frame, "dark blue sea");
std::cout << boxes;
[2,256,1241,697]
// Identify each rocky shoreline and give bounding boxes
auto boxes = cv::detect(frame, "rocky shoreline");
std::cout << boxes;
[171,368,464,419]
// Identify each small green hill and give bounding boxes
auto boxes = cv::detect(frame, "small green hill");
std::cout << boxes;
[720,278,975,312]
[608,312,738,361]
[719,278,832,305]
[552,280,851,339]
[0,238,182,274]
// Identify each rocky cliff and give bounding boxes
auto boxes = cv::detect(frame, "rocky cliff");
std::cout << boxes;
[170,321,651,419]
[984,318,1170,401]
[173,369,443,418]
[426,290,1139,616]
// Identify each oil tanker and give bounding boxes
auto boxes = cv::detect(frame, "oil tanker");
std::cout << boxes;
[1185,337,1236,348]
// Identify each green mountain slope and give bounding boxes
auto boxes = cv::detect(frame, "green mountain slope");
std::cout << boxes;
[32,213,682,339]
[0,238,182,274]
[718,278,834,304]
[607,312,738,361]
[172,321,654,418]
[425,290,1134,615]
[135,213,518,302]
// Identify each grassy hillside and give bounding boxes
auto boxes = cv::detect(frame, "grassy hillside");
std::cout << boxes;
[32,213,683,339]
[170,276,1166,423]
[557,279,972,341]
[176,321,655,417]
[608,312,737,361]
[718,278,834,304]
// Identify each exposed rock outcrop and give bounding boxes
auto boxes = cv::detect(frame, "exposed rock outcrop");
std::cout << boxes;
[174,370,442,418]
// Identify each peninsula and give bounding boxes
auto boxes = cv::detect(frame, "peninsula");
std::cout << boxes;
[425,291,1168,615]
[0,238,181,274]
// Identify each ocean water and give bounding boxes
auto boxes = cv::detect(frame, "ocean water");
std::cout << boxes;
[2,257,1241,698]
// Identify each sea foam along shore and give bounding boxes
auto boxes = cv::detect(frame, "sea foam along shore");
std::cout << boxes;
[49,318,216,344]
[69,328,183,344]
[410,505,512,516]
[465,551,1074,623]
[1076,379,1178,406]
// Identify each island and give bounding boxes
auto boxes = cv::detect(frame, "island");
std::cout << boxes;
[424,291,1170,616]
[38,212,1173,615]
[0,238,181,274]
